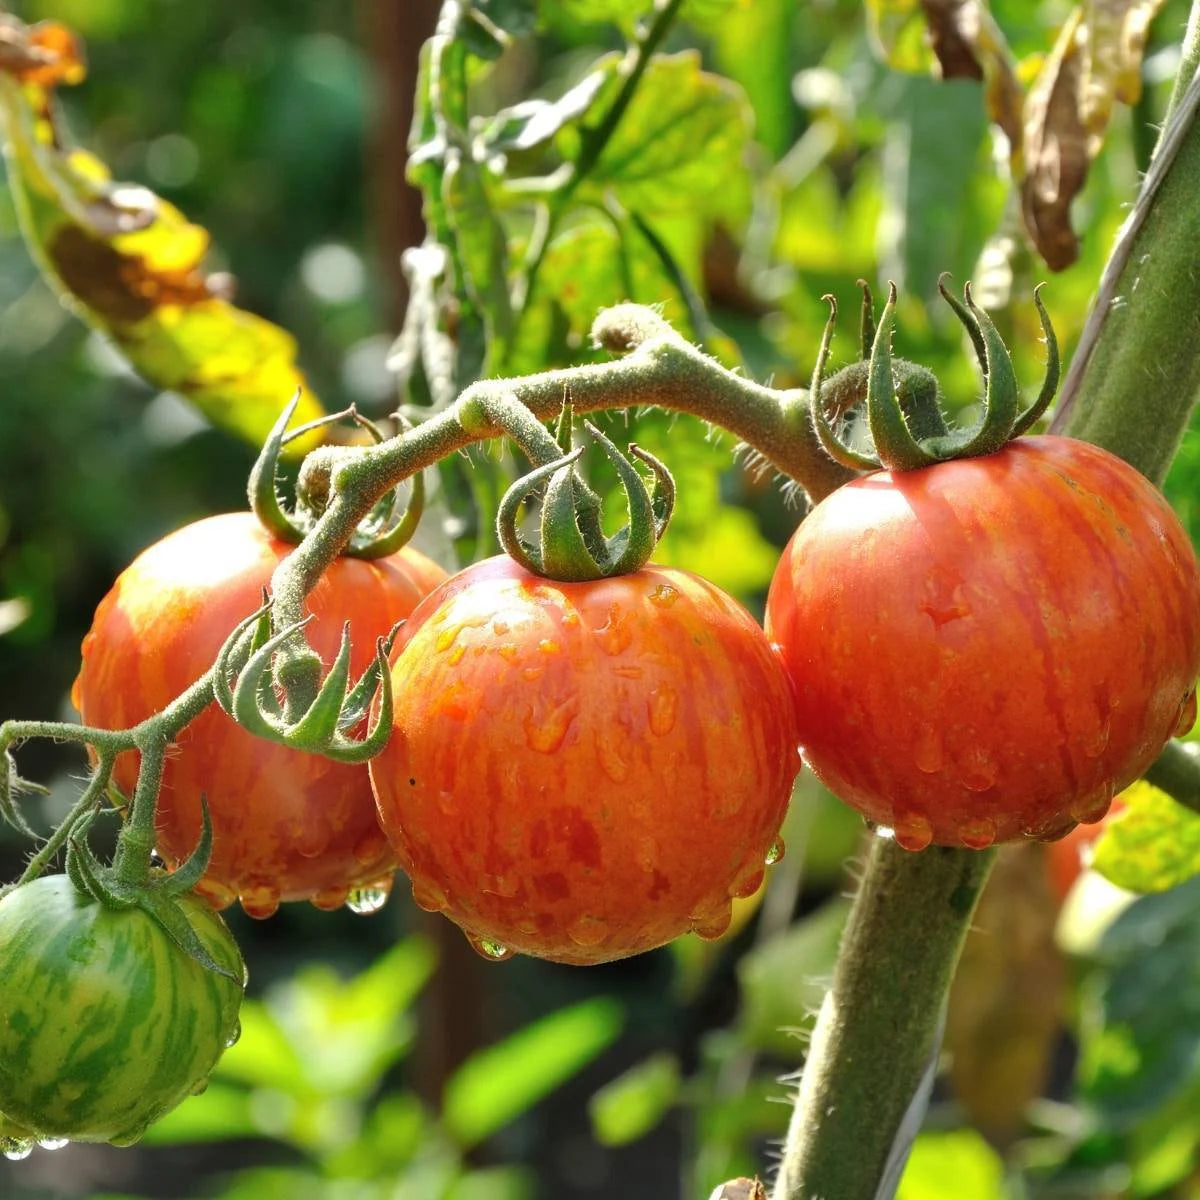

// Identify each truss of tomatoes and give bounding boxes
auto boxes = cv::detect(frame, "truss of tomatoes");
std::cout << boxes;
[765,435,1200,851]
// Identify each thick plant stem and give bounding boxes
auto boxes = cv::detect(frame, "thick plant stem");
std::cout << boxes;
[771,838,996,1200]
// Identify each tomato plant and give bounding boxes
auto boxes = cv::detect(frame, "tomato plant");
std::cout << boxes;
[369,555,801,965]
[766,435,1200,851]
[71,512,447,917]
[0,873,243,1147]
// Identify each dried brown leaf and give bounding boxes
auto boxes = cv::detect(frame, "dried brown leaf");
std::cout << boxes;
[946,843,1066,1148]
[708,1179,767,1200]
[1080,0,1165,131]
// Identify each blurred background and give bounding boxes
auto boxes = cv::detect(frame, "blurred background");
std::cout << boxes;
[1,1,1200,1197]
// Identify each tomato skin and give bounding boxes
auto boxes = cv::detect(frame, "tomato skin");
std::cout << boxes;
[0,874,243,1145]
[765,436,1200,850]
[71,513,448,917]
[368,556,801,965]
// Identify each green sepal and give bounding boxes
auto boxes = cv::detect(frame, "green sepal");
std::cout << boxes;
[809,295,882,473]
[160,796,215,897]
[212,595,273,718]
[342,412,428,561]
[341,621,403,729]
[497,447,588,575]
[1011,284,1060,436]
[66,830,137,911]
[248,393,310,545]
[0,748,44,838]
[322,635,396,765]
[134,887,241,983]
[287,622,355,748]
[231,617,313,739]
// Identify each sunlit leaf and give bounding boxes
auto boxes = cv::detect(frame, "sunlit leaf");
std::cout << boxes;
[866,0,935,73]
[896,1129,1005,1199]
[0,17,324,451]
[571,51,754,228]
[138,1082,257,1146]
[0,597,28,636]
[444,996,624,1147]
[1092,780,1200,893]
[589,1052,681,1146]
[551,0,741,34]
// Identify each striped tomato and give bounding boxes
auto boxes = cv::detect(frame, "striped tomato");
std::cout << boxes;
[71,512,448,918]
[369,556,801,965]
[0,874,243,1145]
[766,436,1200,850]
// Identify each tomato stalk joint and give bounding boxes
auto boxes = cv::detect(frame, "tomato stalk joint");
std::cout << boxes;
[496,397,675,582]
[811,277,1060,473]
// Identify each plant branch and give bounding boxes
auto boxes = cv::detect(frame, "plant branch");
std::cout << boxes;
[770,839,996,1200]
[1143,738,1200,812]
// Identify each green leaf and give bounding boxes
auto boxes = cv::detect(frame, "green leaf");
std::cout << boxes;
[736,897,850,1057]
[1091,781,1200,894]
[1076,877,1200,1125]
[571,51,755,227]
[443,996,624,1147]
[0,72,325,452]
[551,0,739,34]
[866,0,935,73]
[896,1129,1005,1199]
[588,1052,681,1146]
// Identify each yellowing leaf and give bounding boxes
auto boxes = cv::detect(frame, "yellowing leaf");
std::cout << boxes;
[0,15,324,451]
[1092,780,1200,893]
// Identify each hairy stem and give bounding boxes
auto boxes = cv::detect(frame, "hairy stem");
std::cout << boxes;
[770,840,995,1200]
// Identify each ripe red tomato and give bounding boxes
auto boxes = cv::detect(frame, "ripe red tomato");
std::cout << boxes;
[765,436,1200,850]
[72,512,448,918]
[368,556,801,965]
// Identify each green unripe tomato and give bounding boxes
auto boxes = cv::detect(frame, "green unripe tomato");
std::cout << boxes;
[0,874,244,1146]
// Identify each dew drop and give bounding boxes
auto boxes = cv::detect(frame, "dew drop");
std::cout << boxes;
[523,699,578,754]
[447,643,467,667]
[957,748,998,793]
[595,728,631,783]
[467,933,514,961]
[594,604,634,656]
[567,915,609,948]
[240,885,281,920]
[498,642,519,663]
[294,824,331,859]
[346,877,393,916]
[648,583,679,608]
[690,903,733,940]
[764,837,786,867]
[1069,783,1115,825]
[956,817,997,850]
[893,812,934,852]
[1175,689,1198,738]
[352,830,391,867]
[36,1137,68,1151]
[411,880,450,912]
[194,879,237,912]
[190,1078,210,1097]
[913,726,944,775]
[538,639,561,656]
[521,666,544,683]
[492,619,511,636]
[729,865,765,899]
[2,1139,33,1161]
[224,1019,242,1049]
[647,686,678,736]
[310,885,350,912]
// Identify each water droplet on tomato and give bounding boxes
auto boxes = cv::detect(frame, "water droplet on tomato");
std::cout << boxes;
[484,873,521,899]
[194,878,237,912]
[1069,783,1115,825]
[498,642,519,663]
[913,726,944,775]
[411,880,449,912]
[956,817,997,850]
[538,638,561,656]
[690,902,733,940]
[189,1078,210,1097]
[1175,689,1197,737]
[36,1137,68,1151]
[240,886,281,920]
[521,666,544,683]
[352,830,390,867]
[648,584,678,608]
[893,813,934,852]
[447,643,467,667]
[467,933,514,961]
[224,1019,242,1049]
[346,877,393,915]
[294,824,330,859]
[957,748,998,792]
[729,865,765,899]
[492,619,510,636]
[310,885,350,912]
[2,1139,33,1161]
[595,728,632,783]
[594,604,634,656]
[523,699,578,753]
[647,686,678,736]
[764,837,786,866]
[567,915,609,948]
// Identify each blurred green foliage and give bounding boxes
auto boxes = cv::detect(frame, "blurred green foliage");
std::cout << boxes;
[2,2,1200,1199]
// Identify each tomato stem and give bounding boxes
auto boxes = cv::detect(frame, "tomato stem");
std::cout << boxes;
[770,837,995,1200]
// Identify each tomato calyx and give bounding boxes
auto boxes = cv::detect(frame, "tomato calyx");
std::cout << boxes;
[66,805,241,983]
[249,393,425,560]
[811,277,1060,473]
[212,594,400,764]
[0,748,48,840]
[496,396,675,581]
